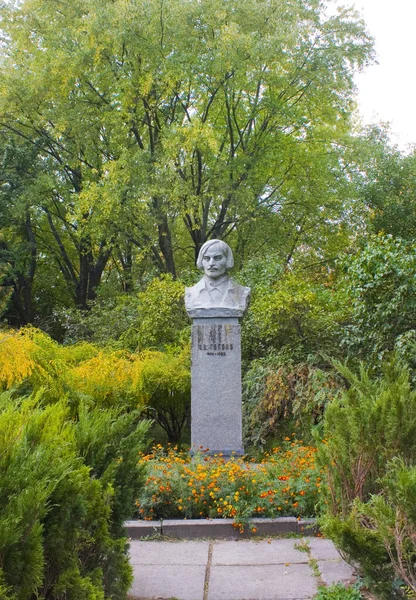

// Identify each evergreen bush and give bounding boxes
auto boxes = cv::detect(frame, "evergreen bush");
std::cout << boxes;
[0,391,150,599]
[317,358,416,598]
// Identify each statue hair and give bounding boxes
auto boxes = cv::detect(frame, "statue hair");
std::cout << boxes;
[196,240,234,271]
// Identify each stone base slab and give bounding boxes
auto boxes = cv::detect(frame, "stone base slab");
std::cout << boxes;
[125,517,318,539]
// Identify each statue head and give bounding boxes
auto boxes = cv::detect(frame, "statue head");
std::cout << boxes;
[196,240,234,280]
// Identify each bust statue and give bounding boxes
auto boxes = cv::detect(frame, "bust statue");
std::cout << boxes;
[185,240,251,318]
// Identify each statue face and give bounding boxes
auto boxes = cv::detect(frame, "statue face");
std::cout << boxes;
[202,243,228,280]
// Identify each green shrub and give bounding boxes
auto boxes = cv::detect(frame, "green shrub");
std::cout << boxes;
[340,234,416,367]
[328,459,416,599]
[242,272,347,362]
[242,354,343,450]
[138,347,190,445]
[75,403,151,537]
[0,327,190,446]
[317,358,416,599]
[364,459,416,595]
[0,391,150,599]
[317,358,416,514]
[61,275,189,352]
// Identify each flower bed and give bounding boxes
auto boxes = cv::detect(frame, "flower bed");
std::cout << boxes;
[136,437,323,531]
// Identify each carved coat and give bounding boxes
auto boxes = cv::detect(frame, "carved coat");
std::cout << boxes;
[185,276,250,313]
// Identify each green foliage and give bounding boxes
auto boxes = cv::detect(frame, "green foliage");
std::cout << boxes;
[318,359,416,599]
[0,394,70,598]
[350,459,416,597]
[340,235,416,365]
[74,404,151,538]
[61,276,189,351]
[323,512,396,599]
[0,325,191,452]
[243,272,348,361]
[129,276,189,351]
[242,354,343,450]
[1,0,375,321]
[356,125,416,241]
[0,391,150,599]
[60,295,141,348]
[318,358,416,514]
[313,583,363,600]
[0,327,191,430]
[139,346,191,444]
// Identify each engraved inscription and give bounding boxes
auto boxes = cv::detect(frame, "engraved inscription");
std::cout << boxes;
[195,324,236,355]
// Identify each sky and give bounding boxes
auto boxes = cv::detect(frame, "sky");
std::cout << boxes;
[338,0,416,151]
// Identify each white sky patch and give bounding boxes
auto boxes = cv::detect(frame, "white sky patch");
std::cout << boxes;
[337,0,416,151]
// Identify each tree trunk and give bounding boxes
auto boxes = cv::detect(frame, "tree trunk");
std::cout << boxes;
[157,214,176,278]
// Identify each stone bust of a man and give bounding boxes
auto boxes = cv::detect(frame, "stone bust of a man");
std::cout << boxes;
[185,240,250,318]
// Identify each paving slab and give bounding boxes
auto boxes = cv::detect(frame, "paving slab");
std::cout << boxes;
[318,559,356,586]
[129,540,210,565]
[306,537,342,560]
[208,563,318,600]
[130,564,206,600]
[211,539,308,565]
[128,537,358,600]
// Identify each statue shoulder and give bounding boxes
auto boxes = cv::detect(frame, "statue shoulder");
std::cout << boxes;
[230,279,251,296]
[185,278,206,310]
[185,278,205,295]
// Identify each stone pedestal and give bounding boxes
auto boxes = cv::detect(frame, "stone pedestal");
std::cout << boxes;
[190,318,244,457]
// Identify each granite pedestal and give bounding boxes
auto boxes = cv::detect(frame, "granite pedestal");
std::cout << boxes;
[190,317,244,457]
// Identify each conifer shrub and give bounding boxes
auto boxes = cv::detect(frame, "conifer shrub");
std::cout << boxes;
[317,359,416,598]
[0,391,150,599]
[74,403,151,537]
[343,458,416,599]
[363,459,416,596]
[138,347,190,444]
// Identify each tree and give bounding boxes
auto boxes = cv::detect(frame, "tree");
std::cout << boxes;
[0,0,374,305]
[357,126,416,241]
[340,234,416,363]
[241,269,348,361]
[0,137,39,325]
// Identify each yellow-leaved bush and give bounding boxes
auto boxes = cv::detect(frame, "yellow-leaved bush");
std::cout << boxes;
[0,330,38,388]
[69,350,145,406]
[0,328,190,417]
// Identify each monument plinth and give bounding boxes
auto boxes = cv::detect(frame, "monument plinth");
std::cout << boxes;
[185,240,250,458]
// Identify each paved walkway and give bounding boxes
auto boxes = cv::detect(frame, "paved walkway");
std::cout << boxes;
[128,537,356,600]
